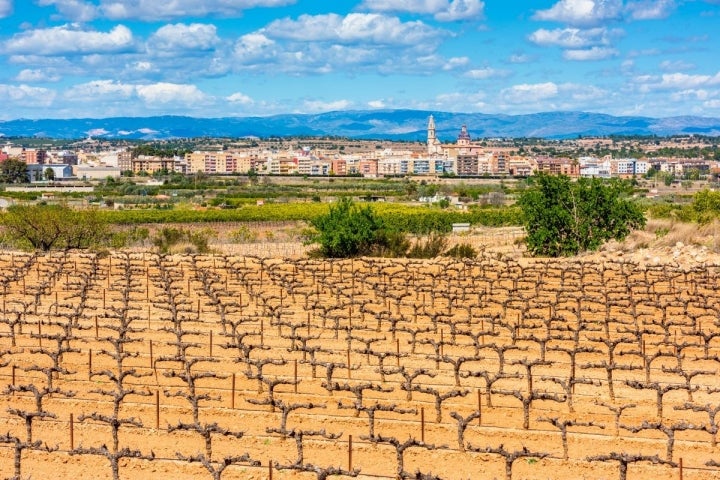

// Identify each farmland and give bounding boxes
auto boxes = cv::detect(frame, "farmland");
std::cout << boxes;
[1,249,720,479]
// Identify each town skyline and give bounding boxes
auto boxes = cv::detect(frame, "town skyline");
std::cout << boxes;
[0,1,719,121]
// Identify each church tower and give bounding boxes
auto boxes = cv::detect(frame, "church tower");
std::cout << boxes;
[427,115,442,155]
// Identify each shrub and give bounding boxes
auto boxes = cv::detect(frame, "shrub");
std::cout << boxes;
[0,204,112,251]
[307,197,392,258]
[406,233,448,259]
[151,227,214,254]
[518,173,645,257]
[444,243,478,259]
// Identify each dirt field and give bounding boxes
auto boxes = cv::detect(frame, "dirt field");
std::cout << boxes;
[1,249,720,479]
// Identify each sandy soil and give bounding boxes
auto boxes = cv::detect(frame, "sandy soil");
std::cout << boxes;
[0,246,720,480]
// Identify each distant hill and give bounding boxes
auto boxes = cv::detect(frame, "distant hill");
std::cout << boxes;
[1,110,720,140]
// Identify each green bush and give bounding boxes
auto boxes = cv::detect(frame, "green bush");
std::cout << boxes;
[151,227,214,254]
[406,233,448,258]
[0,204,112,251]
[518,173,645,257]
[444,243,478,259]
[307,197,392,258]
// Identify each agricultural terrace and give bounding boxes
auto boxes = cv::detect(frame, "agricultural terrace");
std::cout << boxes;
[1,251,720,479]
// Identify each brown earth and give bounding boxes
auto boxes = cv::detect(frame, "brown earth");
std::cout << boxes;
[1,245,720,480]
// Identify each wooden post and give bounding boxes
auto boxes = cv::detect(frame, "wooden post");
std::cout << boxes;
[69,413,74,450]
[88,350,92,380]
[260,319,264,346]
[149,340,154,369]
[679,457,683,480]
[155,390,160,430]
[268,460,273,480]
[148,305,151,330]
[231,374,236,409]
[478,389,482,426]
[421,408,425,442]
[103,289,106,309]
[209,331,213,357]
[11,365,15,389]
[347,348,351,379]
[396,339,400,366]
[294,360,298,393]
[348,435,353,471]
[95,316,99,339]
[38,322,42,347]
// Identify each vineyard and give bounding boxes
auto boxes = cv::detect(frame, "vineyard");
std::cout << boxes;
[1,250,720,479]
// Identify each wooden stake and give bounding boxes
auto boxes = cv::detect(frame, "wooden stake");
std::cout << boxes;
[268,460,273,480]
[69,413,74,450]
[347,348,351,379]
[231,373,236,409]
[421,408,425,442]
[679,457,683,480]
[11,365,15,389]
[88,350,92,380]
[294,360,298,393]
[260,320,264,346]
[149,340,154,369]
[396,338,400,366]
[348,435,353,471]
[155,390,160,430]
[478,390,482,426]
[95,316,99,339]
[103,289,106,309]
[209,331,213,357]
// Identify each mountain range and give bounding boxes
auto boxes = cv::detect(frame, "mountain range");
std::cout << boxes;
[1,110,720,140]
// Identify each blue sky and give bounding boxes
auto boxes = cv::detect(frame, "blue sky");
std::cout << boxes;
[0,0,718,120]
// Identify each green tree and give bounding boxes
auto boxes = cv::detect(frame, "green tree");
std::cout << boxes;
[0,158,28,184]
[308,197,399,258]
[0,205,112,251]
[518,173,645,257]
[44,167,55,181]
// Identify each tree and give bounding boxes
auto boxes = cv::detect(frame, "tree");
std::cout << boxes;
[44,167,55,181]
[308,198,403,258]
[0,158,28,184]
[518,173,645,257]
[0,204,112,251]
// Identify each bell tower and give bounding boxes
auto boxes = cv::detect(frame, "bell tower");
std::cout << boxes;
[427,115,441,155]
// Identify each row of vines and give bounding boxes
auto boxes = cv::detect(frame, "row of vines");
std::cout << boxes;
[2,251,720,479]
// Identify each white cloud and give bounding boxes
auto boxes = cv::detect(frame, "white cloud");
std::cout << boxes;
[148,23,220,52]
[501,82,559,104]
[64,80,210,107]
[37,0,98,22]
[509,53,531,63]
[98,0,296,21]
[463,67,509,79]
[368,100,386,108]
[227,92,253,104]
[563,46,618,60]
[626,0,675,20]
[3,24,134,56]
[0,84,56,107]
[15,69,61,82]
[0,0,12,18]
[659,60,694,72]
[360,0,484,21]
[65,80,135,101]
[233,33,276,63]
[442,56,469,70]
[264,13,440,46]
[533,0,623,27]
[529,27,616,48]
[704,99,720,109]
[136,82,209,105]
[302,99,352,112]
